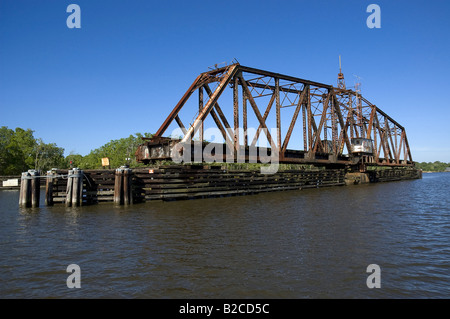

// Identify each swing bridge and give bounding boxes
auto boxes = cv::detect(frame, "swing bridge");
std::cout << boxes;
[135,62,414,172]
[17,61,421,208]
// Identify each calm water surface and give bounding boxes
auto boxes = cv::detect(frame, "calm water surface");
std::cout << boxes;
[1,173,449,298]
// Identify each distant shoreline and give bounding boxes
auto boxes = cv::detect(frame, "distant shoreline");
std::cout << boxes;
[422,171,450,173]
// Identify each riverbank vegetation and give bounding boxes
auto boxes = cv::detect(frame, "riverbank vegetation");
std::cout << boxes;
[414,161,450,172]
[65,132,153,169]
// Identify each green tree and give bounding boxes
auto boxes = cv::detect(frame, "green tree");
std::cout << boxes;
[0,127,37,174]
[65,153,84,169]
[0,127,15,174]
[34,138,65,172]
[0,126,66,175]
[76,132,152,169]
[14,128,36,169]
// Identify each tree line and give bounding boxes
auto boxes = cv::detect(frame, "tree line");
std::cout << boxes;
[0,126,152,175]
[414,161,450,172]
[65,132,153,170]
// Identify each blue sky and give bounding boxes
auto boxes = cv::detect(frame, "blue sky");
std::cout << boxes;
[1,0,449,162]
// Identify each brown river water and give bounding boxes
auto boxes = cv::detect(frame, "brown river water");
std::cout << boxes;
[1,173,449,298]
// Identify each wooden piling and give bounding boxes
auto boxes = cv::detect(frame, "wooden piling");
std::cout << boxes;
[19,171,31,208]
[67,168,83,207]
[71,168,80,206]
[30,170,40,208]
[114,167,133,205]
[45,170,54,206]
[65,169,73,207]
[123,168,132,205]
[114,168,124,205]
[19,172,25,207]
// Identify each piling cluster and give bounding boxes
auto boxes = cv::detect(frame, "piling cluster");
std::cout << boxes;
[65,168,84,207]
[19,170,40,208]
[20,166,133,208]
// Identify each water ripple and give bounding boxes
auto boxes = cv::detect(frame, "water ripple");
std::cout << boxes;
[1,173,450,298]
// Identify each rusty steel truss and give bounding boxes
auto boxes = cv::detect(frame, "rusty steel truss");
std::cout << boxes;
[136,63,414,169]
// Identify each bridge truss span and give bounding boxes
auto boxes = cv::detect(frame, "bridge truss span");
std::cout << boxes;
[136,63,414,169]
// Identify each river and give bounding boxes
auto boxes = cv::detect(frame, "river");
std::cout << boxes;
[1,173,449,298]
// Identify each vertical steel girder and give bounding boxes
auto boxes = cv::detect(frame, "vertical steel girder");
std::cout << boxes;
[151,63,414,166]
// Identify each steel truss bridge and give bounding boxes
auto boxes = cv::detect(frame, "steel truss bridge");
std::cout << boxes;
[136,63,414,170]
